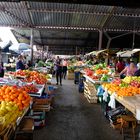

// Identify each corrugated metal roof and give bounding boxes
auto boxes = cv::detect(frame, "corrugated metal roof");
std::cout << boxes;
[0,1,139,31]
[0,1,139,54]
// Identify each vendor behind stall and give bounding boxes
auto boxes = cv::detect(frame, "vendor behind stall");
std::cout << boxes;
[120,62,137,77]
[116,58,125,73]
[0,62,4,77]
[16,55,28,71]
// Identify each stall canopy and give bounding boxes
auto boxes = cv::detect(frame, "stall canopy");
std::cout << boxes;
[116,51,127,57]
[86,49,108,56]
[118,49,140,57]
[0,1,139,54]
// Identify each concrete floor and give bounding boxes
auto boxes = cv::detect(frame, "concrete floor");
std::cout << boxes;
[33,79,123,140]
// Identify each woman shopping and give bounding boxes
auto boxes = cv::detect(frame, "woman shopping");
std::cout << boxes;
[120,62,137,78]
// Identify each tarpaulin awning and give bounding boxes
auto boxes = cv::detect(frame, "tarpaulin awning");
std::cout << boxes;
[119,49,140,57]
[86,49,108,56]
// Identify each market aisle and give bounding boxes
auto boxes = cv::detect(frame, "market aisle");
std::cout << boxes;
[33,79,122,140]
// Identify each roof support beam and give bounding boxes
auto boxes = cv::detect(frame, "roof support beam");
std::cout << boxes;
[0,7,32,27]
[11,30,42,45]
[104,31,111,39]
[2,6,140,18]
[39,37,89,41]
[111,32,132,39]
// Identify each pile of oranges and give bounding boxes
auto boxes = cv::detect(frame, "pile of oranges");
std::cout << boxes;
[95,69,109,75]
[117,86,140,97]
[103,82,140,97]
[0,85,31,110]
[103,83,120,94]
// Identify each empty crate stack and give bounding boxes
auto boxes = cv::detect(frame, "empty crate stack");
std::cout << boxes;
[84,81,98,103]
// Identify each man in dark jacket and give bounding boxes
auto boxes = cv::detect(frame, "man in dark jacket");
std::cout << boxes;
[54,56,62,85]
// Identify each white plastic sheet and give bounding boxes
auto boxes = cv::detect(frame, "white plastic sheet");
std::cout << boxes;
[108,93,116,109]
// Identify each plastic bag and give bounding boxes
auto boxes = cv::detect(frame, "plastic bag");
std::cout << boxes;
[103,91,108,102]
[108,93,116,109]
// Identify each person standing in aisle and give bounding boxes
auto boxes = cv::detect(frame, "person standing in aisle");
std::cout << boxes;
[62,58,68,79]
[54,56,62,86]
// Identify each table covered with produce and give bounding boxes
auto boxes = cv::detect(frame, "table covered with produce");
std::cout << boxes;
[0,69,55,140]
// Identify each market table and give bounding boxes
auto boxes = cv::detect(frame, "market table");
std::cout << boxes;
[115,95,140,119]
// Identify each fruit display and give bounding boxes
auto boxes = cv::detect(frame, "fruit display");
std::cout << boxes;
[102,77,140,97]
[117,86,140,97]
[102,83,120,94]
[24,71,47,84]
[0,85,31,110]
[15,70,27,76]
[95,69,109,75]
[0,101,21,131]
[20,84,38,93]
[112,78,121,85]
[122,76,140,84]
[84,68,93,76]
[130,81,140,88]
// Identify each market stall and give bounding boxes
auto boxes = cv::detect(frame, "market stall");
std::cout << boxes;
[0,69,55,140]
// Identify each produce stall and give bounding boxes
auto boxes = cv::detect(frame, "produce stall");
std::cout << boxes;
[79,63,115,103]
[102,77,140,119]
[0,69,55,140]
[79,60,140,135]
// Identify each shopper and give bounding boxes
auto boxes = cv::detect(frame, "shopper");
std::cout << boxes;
[0,62,4,77]
[16,55,27,71]
[120,62,137,77]
[54,56,62,85]
[134,63,140,76]
[125,58,130,67]
[116,58,125,73]
[62,59,68,79]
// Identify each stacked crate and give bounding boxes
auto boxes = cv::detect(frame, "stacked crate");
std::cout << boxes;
[84,81,98,103]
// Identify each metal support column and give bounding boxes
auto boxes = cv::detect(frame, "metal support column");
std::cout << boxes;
[76,46,78,56]
[106,38,112,49]
[98,30,103,50]
[41,45,44,60]
[132,32,135,49]
[30,29,33,63]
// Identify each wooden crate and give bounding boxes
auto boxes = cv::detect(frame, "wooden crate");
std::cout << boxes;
[33,104,51,112]
[87,94,97,99]
[0,124,14,140]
